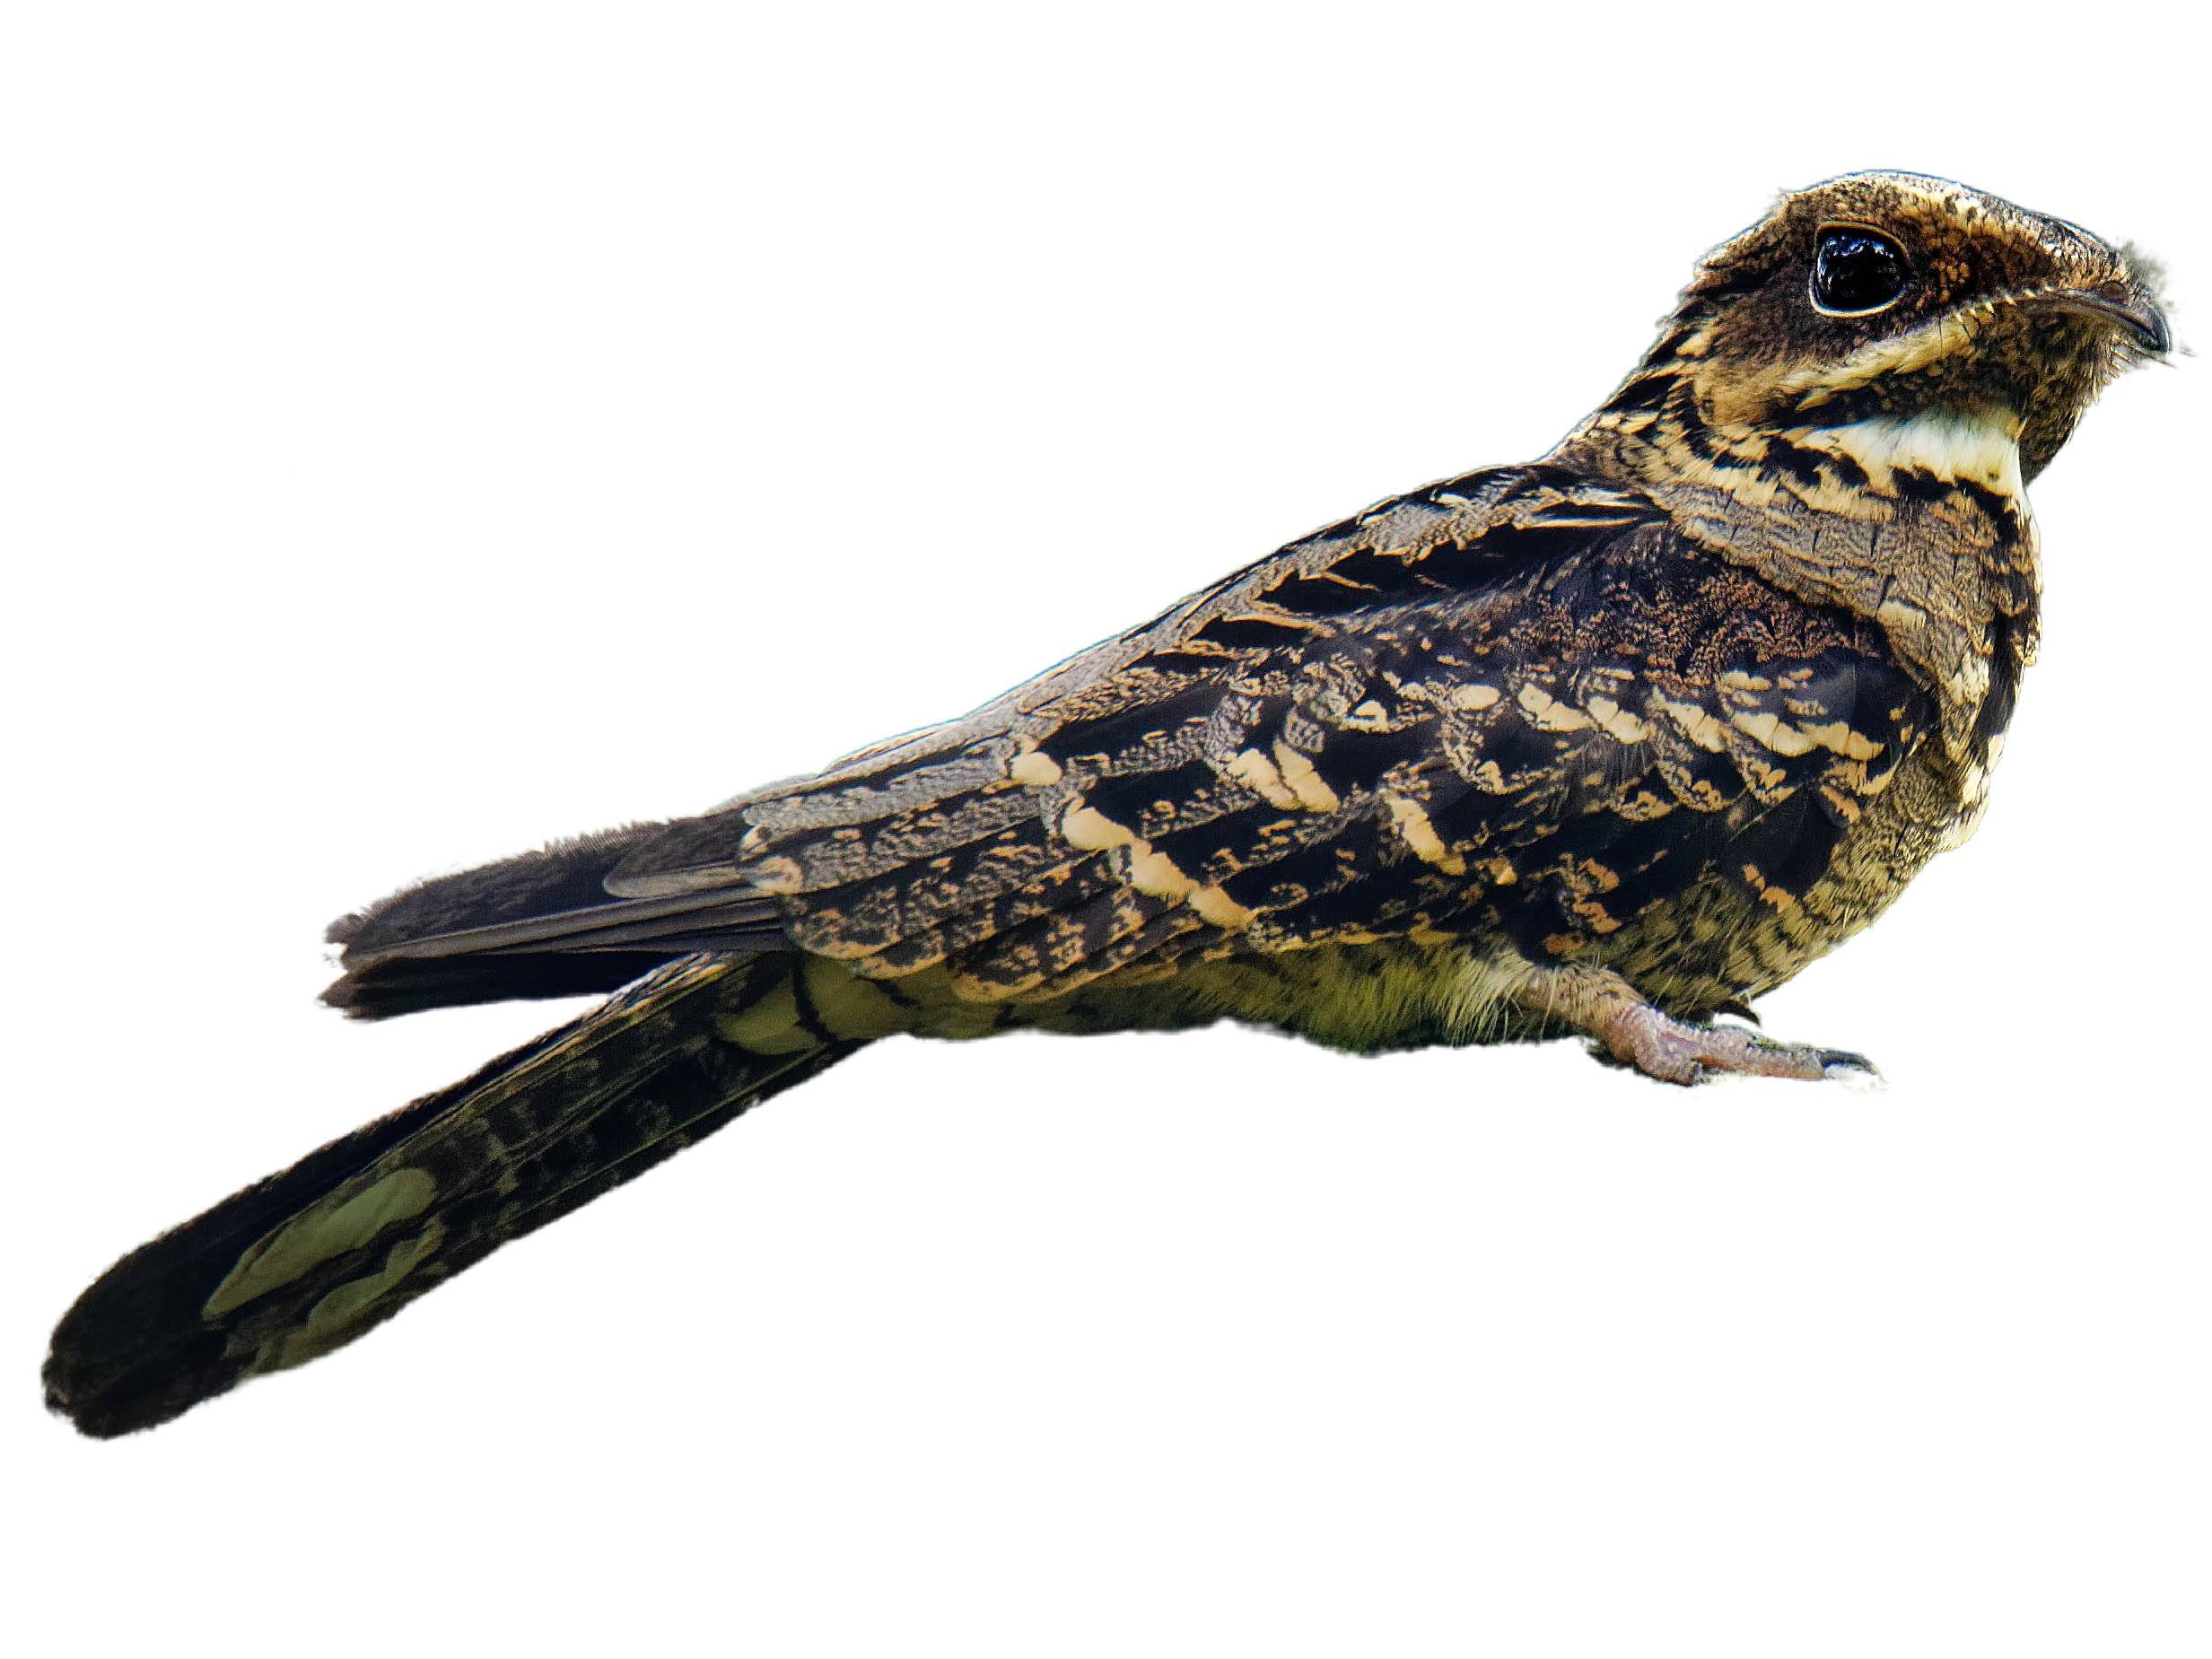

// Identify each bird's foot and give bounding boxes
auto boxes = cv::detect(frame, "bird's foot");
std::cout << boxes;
[1509,964,1878,1087]
[1596,1004,1877,1087]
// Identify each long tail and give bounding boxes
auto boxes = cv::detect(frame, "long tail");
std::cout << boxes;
[45,954,860,1437]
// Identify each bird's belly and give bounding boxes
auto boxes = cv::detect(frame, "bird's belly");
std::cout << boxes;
[1016,936,1525,1054]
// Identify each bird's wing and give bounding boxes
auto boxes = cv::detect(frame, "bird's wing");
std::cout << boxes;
[332,463,1935,1011]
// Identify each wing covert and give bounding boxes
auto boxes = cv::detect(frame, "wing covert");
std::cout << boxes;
[610,465,1933,1000]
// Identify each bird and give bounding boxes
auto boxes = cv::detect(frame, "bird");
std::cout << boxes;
[46,171,2168,1437]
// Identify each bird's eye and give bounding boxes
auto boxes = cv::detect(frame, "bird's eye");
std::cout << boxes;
[1812,225,1910,315]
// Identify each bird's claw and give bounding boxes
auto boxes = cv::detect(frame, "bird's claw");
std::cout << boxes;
[1604,1005,1880,1087]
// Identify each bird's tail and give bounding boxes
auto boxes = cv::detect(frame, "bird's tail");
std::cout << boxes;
[46,954,860,1437]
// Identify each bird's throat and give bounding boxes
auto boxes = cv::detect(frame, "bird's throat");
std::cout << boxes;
[1786,409,2027,503]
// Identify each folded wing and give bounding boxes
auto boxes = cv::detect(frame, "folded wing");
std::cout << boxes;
[326,463,1935,1018]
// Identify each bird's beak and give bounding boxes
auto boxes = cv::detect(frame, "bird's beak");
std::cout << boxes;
[2042,281,2172,354]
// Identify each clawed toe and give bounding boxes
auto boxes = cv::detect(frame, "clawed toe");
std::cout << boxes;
[1814,1048,1885,1089]
[1602,1002,1876,1086]
[1510,964,1881,1087]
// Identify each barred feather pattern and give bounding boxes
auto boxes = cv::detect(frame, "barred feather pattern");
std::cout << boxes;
[47,956,858,1436]
[54,170,2166,1433]
[603,467,1940,1023]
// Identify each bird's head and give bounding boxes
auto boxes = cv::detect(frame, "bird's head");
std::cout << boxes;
[1625,171,2168,482]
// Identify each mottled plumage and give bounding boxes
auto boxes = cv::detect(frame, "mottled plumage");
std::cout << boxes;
[48,172,2167,1436]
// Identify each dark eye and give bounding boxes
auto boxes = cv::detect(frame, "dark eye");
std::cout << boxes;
[1812,225,1910,315]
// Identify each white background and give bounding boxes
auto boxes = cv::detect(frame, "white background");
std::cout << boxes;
[4,4,2206,1655]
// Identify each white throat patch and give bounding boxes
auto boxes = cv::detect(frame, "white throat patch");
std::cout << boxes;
[1797,412,2026,499]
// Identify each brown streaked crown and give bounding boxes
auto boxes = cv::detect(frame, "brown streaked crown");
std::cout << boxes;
[1610,171,2167,479]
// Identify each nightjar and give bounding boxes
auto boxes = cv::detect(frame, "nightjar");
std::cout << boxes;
[48,172,2168,1436]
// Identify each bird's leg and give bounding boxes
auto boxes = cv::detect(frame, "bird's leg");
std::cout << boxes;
[1508,964,1877,1087]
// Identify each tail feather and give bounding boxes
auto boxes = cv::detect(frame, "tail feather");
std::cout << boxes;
[46,955,861,1437]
